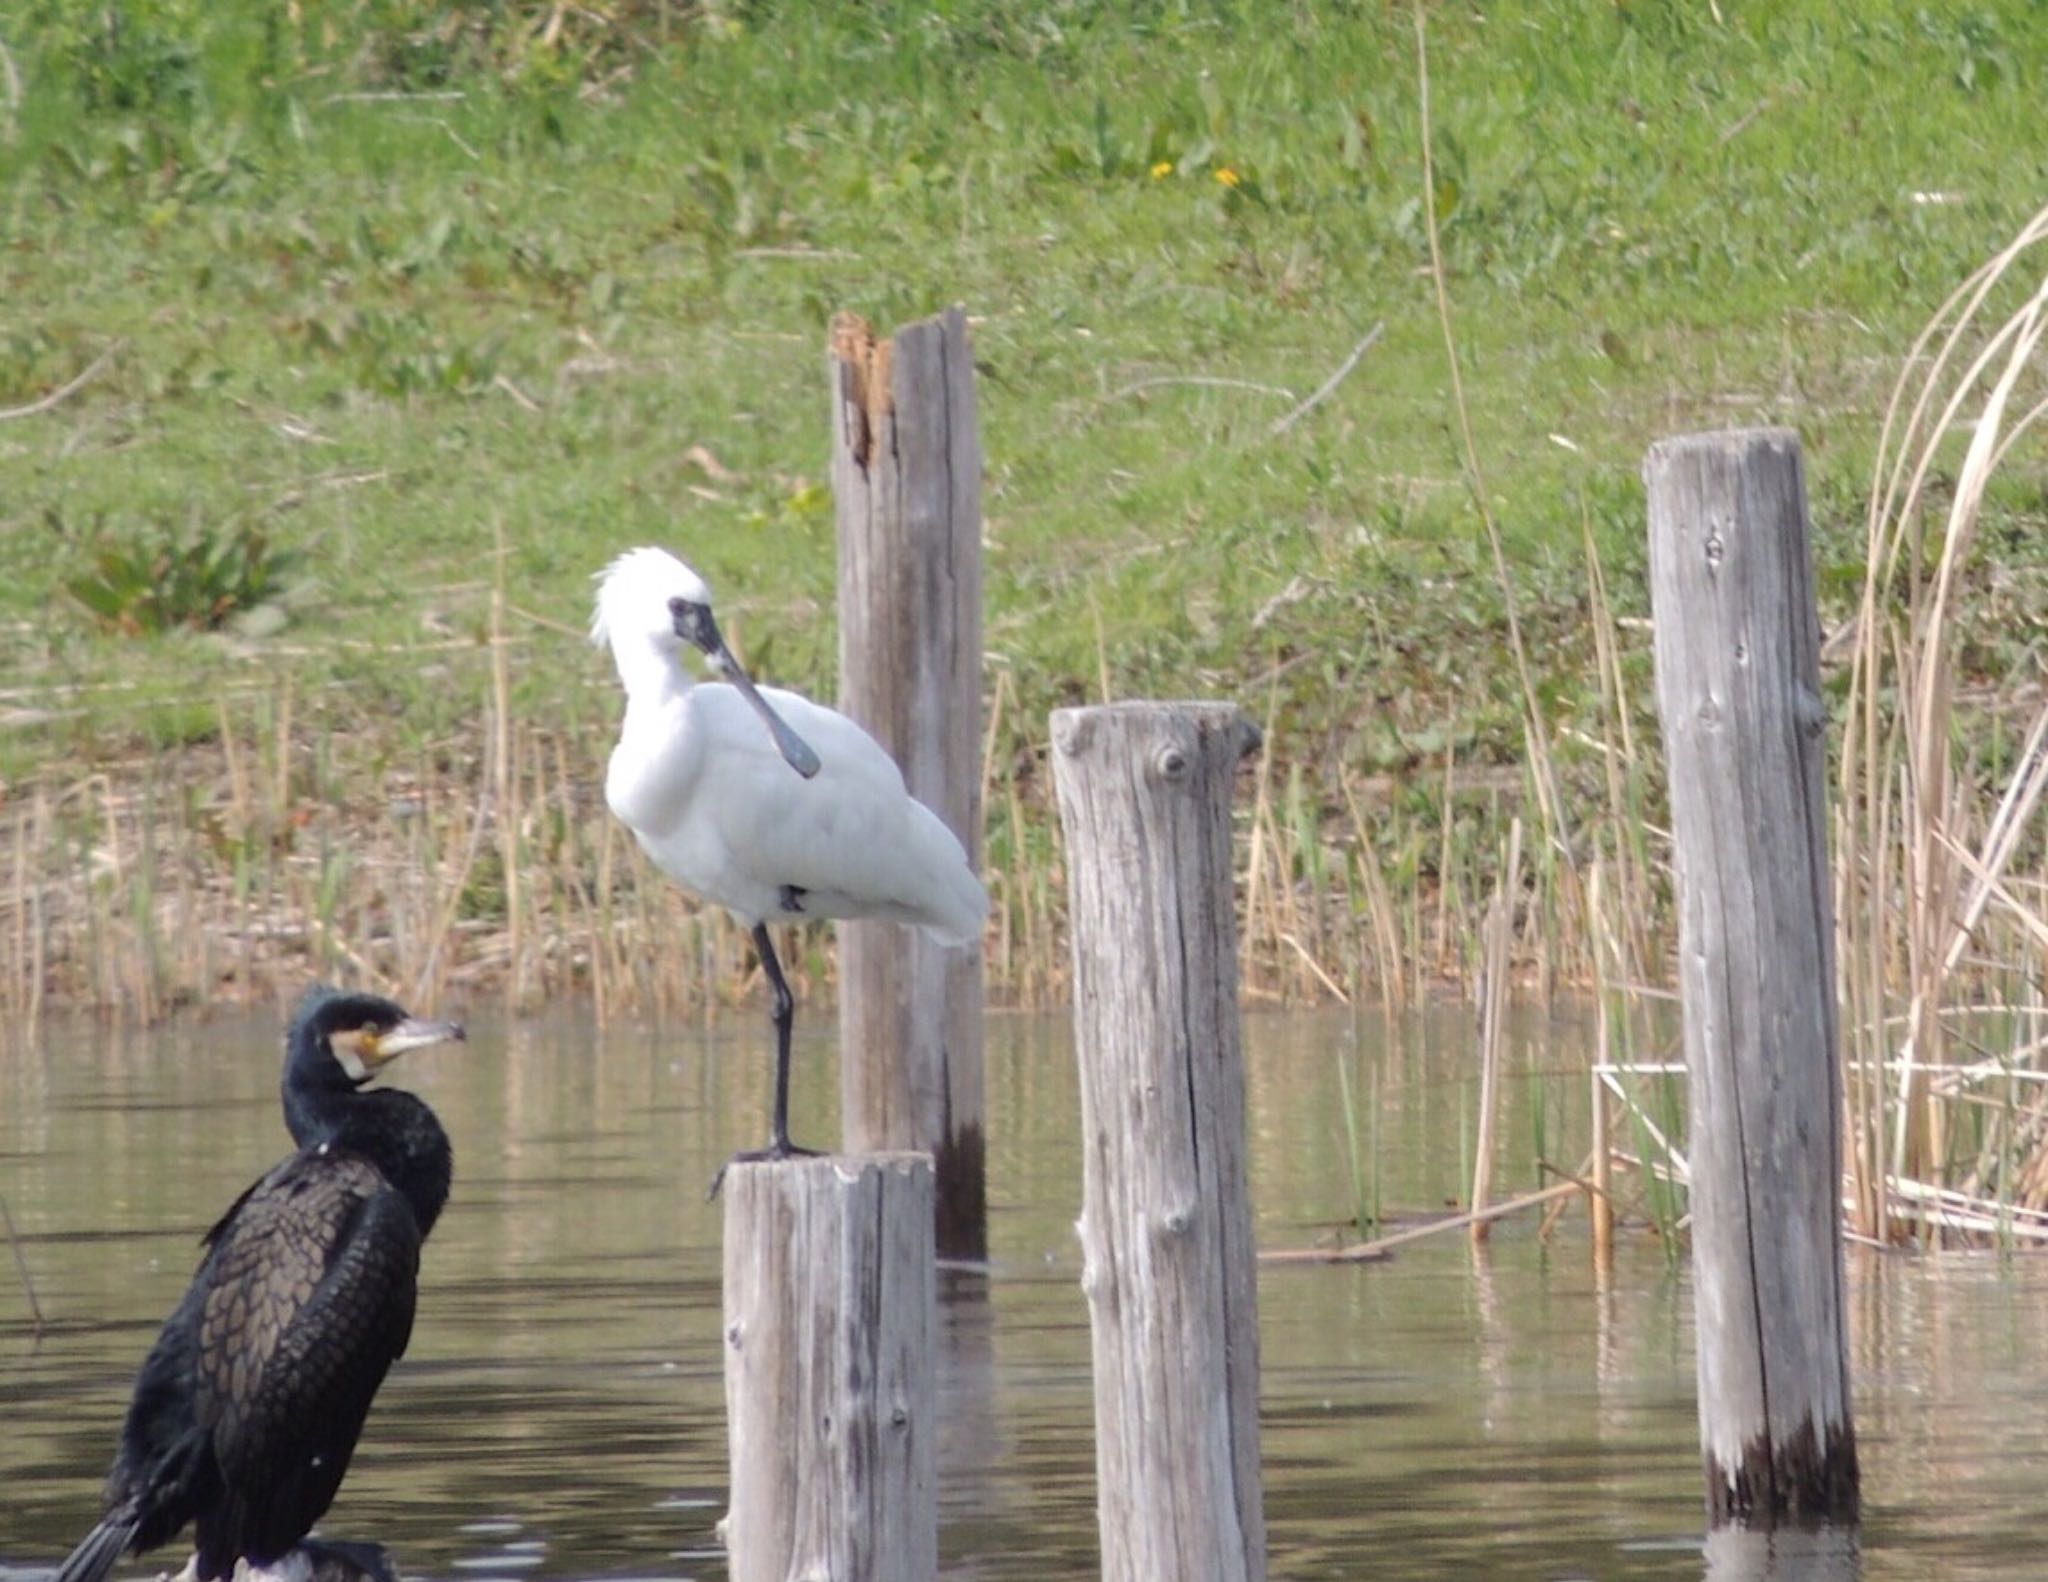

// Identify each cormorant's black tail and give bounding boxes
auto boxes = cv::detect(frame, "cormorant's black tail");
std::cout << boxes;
[53,1510,141,1582]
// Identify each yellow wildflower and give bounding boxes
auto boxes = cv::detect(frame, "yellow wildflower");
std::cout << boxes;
[1150,160,1174,180]
[1215,167,1241,188]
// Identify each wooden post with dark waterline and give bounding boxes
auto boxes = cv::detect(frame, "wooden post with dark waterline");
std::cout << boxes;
[719,1153,937,1582]
[831,306,988,1262]
[1645,428,1859,1526]
[1051,701,1268,1582]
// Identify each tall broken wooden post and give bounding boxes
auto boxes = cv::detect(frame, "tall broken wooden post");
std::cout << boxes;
[1645,428,1859,1526]
[1051,701,1267,1582]
[832,306,988,1262]
[721,1154,937,1582]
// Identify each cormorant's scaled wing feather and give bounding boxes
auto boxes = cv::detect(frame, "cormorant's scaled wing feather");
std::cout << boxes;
[199,1174,268,1254]
[189,1151,423,1571]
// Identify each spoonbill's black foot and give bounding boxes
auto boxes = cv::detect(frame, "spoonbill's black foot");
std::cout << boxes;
[707,1139,822,1201]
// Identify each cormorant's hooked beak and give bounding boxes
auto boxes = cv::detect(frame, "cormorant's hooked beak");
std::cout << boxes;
[369,1017,468,1065]
[672,599,822,779]
[333,1016,466,1082]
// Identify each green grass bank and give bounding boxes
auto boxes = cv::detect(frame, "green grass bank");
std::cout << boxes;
[2,1,2046,1018]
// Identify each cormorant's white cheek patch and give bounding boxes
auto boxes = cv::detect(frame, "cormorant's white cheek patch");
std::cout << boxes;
[328,1031,371,1082]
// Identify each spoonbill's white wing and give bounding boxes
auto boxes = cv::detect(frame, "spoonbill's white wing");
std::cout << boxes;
[610,681,987,943]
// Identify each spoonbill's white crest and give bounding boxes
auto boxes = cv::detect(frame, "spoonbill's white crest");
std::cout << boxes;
[592,546,987,1170]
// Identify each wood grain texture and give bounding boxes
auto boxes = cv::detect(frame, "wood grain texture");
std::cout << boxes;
[1645,428,1859,1525]
[1050,701,1267,1582]
[720,1153,936,1582]
[831,307,987,1261]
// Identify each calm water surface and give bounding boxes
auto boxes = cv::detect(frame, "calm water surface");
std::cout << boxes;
[1,1007,2044,1580]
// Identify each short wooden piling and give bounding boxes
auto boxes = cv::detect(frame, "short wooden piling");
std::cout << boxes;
[831,307,988,1262]
[720,1153,937,1582]
[1051,701,1267,1582]
[1645,428,1859,1525]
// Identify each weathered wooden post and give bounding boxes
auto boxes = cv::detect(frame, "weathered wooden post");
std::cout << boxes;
[831,307,988,1262]
[1645,428,1859,1525]
[1051,701,1267,1582]
[720,1154,937,1582]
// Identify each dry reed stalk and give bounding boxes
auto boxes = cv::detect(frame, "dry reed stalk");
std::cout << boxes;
[991,847,1012,995]
[1240,677,1282,996]
[170,806,199,997]
[1414,3,1572,888]
[1537,1150,1597,1241]
[521,730,552,1002]
[304,913,387,989]
[1886,1176,2048,1242]
[1262,1179,1581,1266]
[1279,932,1349,1004]
[489,535,526,1011]
[1,1191,44,1337]
[1284,766,1325,992]
[594,802,619,1027]
[628,840,659,1013]
[1403,824,1426,1006]
[1041,858,1068,1003]
[218,692,251,838]
[273,675,293,815]
[412,767,490,1003]
[1582,516,1654,983]
[1839,199,2048,1240]
[1341,774,1406,1010]
[978,671,1015,998]
[8,808,27,1033]
[1434,746,1455,977]
[1470,815,1522,1243]
[551,730,606,1023]
[1529,866,1553,1006]
[1339,860,1363,1008]
[1954,1035,2048,1205]
[1587,860,1616,1274]
[1940,705,2048,973]
[131,792,157,1023]
[1011,778,1038,1002]
[1264,792,1308,1002]
[979,668,1009,847]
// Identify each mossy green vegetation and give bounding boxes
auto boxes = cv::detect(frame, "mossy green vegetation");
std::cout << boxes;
[3,1,2045,1011]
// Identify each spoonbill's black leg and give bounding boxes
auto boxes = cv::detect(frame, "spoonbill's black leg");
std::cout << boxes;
[708,923,820,1199]
[756,921,802,1158]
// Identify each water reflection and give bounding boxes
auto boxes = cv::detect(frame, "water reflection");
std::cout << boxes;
[0,1007,2043,1578]
[1702,1527,1860,1582]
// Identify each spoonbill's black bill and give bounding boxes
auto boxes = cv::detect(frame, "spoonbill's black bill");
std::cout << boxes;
[666,594,822,779]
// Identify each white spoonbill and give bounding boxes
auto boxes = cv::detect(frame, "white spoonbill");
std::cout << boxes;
[592,546,987,1168]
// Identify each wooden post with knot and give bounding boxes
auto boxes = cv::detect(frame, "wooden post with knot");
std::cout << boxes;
[1645,427,1859,1528]
[719,1153,937,1582]
[830,306,988,1263]
[1050,700,1268,1582]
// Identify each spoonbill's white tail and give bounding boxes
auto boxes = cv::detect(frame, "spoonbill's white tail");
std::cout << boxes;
[901,800,988,948]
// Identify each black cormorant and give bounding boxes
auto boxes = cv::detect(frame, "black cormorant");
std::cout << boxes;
[54,987,464,1582]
